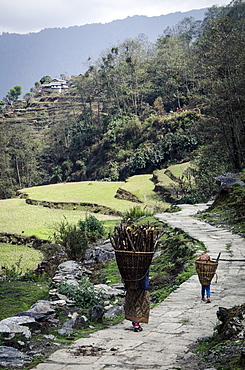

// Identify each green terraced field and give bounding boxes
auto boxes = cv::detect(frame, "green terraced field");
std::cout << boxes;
[0,175,162,239]
[0,242,43,275]
[0,198,119,239]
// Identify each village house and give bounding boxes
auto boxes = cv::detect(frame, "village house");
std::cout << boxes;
[41,78,69,93]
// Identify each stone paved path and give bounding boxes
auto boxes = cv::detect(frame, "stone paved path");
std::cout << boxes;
[32,203,245,370]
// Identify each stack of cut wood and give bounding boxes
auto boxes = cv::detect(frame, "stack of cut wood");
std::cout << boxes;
[110,223,159,252]
[110,223,160,289]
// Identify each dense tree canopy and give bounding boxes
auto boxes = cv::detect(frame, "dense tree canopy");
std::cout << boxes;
[200,1,245,169]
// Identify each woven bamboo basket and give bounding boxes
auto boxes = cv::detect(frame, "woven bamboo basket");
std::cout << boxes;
[115,250,154,289]
[195,260,218,285]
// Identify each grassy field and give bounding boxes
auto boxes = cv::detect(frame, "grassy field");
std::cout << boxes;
[153,171,174,185]
[0,280,49,320]
[0,242,43,276]
[20,176,167,209]
[167,162,193,178]
[121,174,167,209]
[20,181,136,208]
[0,166,192,240]
[122,174,155,200]
[0,175,164,239]
[0,198,120,239]
[154,162,193,185]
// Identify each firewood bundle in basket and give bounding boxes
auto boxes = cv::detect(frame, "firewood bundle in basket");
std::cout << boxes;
[109,223,159,252]
[110,223,160,289]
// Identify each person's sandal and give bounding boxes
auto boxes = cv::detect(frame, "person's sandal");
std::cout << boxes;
[206,298,211,303]
[133,323,143,332]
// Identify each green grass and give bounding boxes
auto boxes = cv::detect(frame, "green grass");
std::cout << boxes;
[153,170,174,185]
[122,174,155,199]
[0,198,119,239]
[20,181,136,211]
[196,180,245,236]
[154,161,193,186]
[0,242,43,275]
[195,335,245,370]
[20,176,167,211]
[0,175,167,239]
[102,219,119,236]
[0,280,49,320]
[167,162,192,178]
[122,174,167,209]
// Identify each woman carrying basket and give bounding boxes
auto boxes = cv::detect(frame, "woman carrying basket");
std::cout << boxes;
[124,268,150,332]
[110,223,158,333]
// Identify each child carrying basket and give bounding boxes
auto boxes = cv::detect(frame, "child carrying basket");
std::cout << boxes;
[195,252,221,303]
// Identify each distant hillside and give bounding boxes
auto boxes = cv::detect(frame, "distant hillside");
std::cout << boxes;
[0,8,207,99]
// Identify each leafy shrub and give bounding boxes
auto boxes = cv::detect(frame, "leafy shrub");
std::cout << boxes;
[191,144,229,202]
[53,219,87,261]
[57,277,104,308]
[54,216,105,261]
[122,205,154,222]
[78,215,104,242]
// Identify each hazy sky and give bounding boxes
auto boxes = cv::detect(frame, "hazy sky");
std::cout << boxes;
[0,0,231,34]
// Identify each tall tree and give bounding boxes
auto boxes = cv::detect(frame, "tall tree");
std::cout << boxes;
[193,0,245,170]
[4,85,22,104]
[97,36,152,117]
[147,17,201,112]
[0,119,41,197]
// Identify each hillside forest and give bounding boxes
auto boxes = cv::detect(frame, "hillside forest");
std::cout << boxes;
[0,0,244,202]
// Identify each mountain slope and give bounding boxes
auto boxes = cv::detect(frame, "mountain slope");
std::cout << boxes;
[0,9,207,99]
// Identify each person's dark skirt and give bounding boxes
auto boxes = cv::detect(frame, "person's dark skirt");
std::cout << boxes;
[124,288,150,323]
